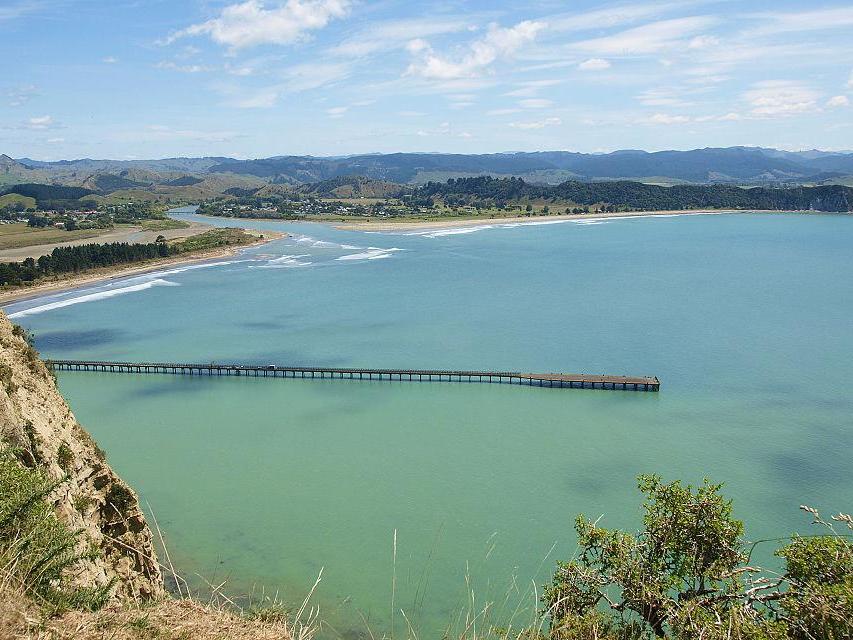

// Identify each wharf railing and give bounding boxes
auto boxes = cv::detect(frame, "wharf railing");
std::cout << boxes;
[46,360,661,392]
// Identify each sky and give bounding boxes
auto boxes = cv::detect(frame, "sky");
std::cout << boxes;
[1,0,852,160]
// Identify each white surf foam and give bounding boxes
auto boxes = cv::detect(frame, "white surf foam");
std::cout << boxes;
[404,219,574,238]
[294,235,363,250]
[149,259,248,277]
[117,260,252,283]
[268,254,311,264]
[424,225,497,237]
[523,219,573,226]
[8,279,180,318]
[254,254,313,268]
[336,247,404,261]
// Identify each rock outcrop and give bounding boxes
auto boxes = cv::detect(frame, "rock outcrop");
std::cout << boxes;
[0,311,163,601]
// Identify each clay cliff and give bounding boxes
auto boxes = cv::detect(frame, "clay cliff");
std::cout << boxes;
[0,311,163,601]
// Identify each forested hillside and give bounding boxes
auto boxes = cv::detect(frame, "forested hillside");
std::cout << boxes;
[416,177,853,212]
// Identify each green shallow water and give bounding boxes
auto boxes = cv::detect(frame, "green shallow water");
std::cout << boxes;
[6,211,853,637]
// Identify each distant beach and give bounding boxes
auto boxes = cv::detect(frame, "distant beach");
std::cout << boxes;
[0,230,283,306]
[333,208,749,232]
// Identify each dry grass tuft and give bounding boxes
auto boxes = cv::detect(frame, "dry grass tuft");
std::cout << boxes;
[0,585,309,639]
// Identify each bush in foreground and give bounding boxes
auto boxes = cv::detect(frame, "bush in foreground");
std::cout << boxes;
[543,475,852,640]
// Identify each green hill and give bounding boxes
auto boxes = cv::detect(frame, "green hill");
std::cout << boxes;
[0,193,37,210]
[416,176,853,212]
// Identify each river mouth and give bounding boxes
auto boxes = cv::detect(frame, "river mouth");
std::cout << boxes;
[13,211,853,637]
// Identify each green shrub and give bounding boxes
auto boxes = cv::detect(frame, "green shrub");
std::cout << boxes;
[778,533,853,640]
[72,494,93,513]
[18,419,41,466]
[0,449,111,613]
[543,476,852,639]
[0,363,16,395]
[105,482,135,516]
[57,442,73,471]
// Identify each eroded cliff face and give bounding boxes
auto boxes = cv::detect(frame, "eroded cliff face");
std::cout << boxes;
[0,311,163,601]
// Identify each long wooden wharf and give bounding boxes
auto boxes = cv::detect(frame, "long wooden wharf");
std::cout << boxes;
[45,360,660,392]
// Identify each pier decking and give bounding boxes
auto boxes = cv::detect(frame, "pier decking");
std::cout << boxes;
[45,360,660,392]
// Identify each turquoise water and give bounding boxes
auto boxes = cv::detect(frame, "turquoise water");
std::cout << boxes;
[6,211,853,637]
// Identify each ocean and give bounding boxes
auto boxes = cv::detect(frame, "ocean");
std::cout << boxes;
[6,209,852,637]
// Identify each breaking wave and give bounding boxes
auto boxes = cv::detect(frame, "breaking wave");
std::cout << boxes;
[8,279,180,318]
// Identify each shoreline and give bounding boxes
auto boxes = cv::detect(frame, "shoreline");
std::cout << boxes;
[332,208,771,231]
[0,230,284,306]
[192,208,845,233]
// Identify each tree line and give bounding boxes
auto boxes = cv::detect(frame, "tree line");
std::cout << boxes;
[0,241,171,286]
[417,176,853,212]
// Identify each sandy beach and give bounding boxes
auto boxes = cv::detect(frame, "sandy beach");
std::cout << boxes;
[0,229,284,306]
[332,208,746,231]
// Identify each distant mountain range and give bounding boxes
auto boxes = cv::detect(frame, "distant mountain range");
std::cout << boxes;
[3,147,853,201]
[199,147,853,185]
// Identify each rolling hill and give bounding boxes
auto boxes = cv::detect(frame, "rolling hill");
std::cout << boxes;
[3,147,853,202]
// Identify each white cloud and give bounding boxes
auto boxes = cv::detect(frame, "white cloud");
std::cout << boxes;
[848,70,853,88]
[519,60,576,73]
[509,116,562,130]
[549,3,689,33]
[0,1,42,22]
[743,80,820,117]
[637,87,692,107]
[230,88,280,108]
[102,56,119,64]
[694,112,741,122]
[746,7,853,36]
[180,45,202,58]
[518,98,553,109]
[572,16,718,56]
[638,89,675,106]
[406,38,430,54]
[645,113,691,125]
[486,108,521,116]
[826,95,850,108]
[219,60,351,107]
[397,110,426,117]
[7,84,37,107]
[326,106,348,118]
[414,121,470,137]
[405,20,545,80]
[156,61,214,73]
[504,79,561,97]
[282,61,351,92]
[688,35,719,49]
[329,17,470,57]
[169,0,351,50]
[578,58,611,71]
[26,115,54,129]
[46,137,65,144]
[225,64,255,76]
[324,100,372,117]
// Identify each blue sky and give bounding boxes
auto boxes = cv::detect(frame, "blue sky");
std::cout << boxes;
[2,0,852,159]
